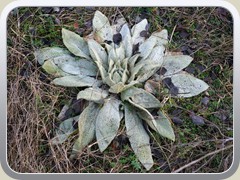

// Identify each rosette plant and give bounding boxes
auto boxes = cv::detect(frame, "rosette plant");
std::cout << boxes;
[35,11,209,170]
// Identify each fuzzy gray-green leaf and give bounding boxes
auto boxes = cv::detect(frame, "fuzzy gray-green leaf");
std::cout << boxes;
[152,29,168,45]
[77,87,108,103]
[126,99,157,131]
[42,59,70,77]
[34,47,70,65]
[136,63,160,83]
[51,115,79,144]
[169,72,209,97]
[108,43,125,63]
[162,55,193,76]
[62,28,90,59]
[87,39,108,79]
[96,98,121,152]
[131,19,148,45]
[125,103,153,170]
[147,45,165,63]
[139,36,157,59]
[93,10,113,43]
[52,75,101,87]
[135,45,165,82]
[72,103,101,153]
[121,86,161,109]
[120,24,133,57]
[128,62,145,82]
[155,111,175,141]
[47,54,97,76]
[129,54,140,70]
[87,39,108,68]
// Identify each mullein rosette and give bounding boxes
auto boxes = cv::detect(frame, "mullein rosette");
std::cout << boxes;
[35,11,209,170]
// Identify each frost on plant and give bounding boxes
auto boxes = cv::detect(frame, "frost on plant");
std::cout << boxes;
[35,10,209,170]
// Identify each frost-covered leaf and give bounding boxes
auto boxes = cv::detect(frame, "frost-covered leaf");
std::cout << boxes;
[131,19,148,45]
[109,81,139,94]
[42,59,70,77]
[155,111,175,141]
[72,103,101,153]
[51,115,79,144]
[162,55,193,76]
[151,29,168,45]
[62,28,90,59]
[124,103,153,170]
[169,72,209,97]
[34,47,70,65]
[120,24,133,57]
[77,87,108,103]
[96,98,121,152]
[93,10,113,43]
[52,75,101,87]
[121,86,161,109]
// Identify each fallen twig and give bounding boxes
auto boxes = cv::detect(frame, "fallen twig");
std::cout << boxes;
[172,144,233,173]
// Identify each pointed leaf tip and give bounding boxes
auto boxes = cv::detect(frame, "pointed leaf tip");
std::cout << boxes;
[155,111,175,141]
[93,10,112,43]
[125,103,154,170]
[169,72,209,98]
[62,28,90,59]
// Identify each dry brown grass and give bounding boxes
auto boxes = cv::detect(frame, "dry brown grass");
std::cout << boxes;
[7,7,233,173]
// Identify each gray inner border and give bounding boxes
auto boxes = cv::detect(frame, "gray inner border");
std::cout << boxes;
[1,0,239,179]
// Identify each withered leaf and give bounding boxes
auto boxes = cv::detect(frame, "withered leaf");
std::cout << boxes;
[113,33,122,45]
[190,113,205,125]
[140,30,149,38]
